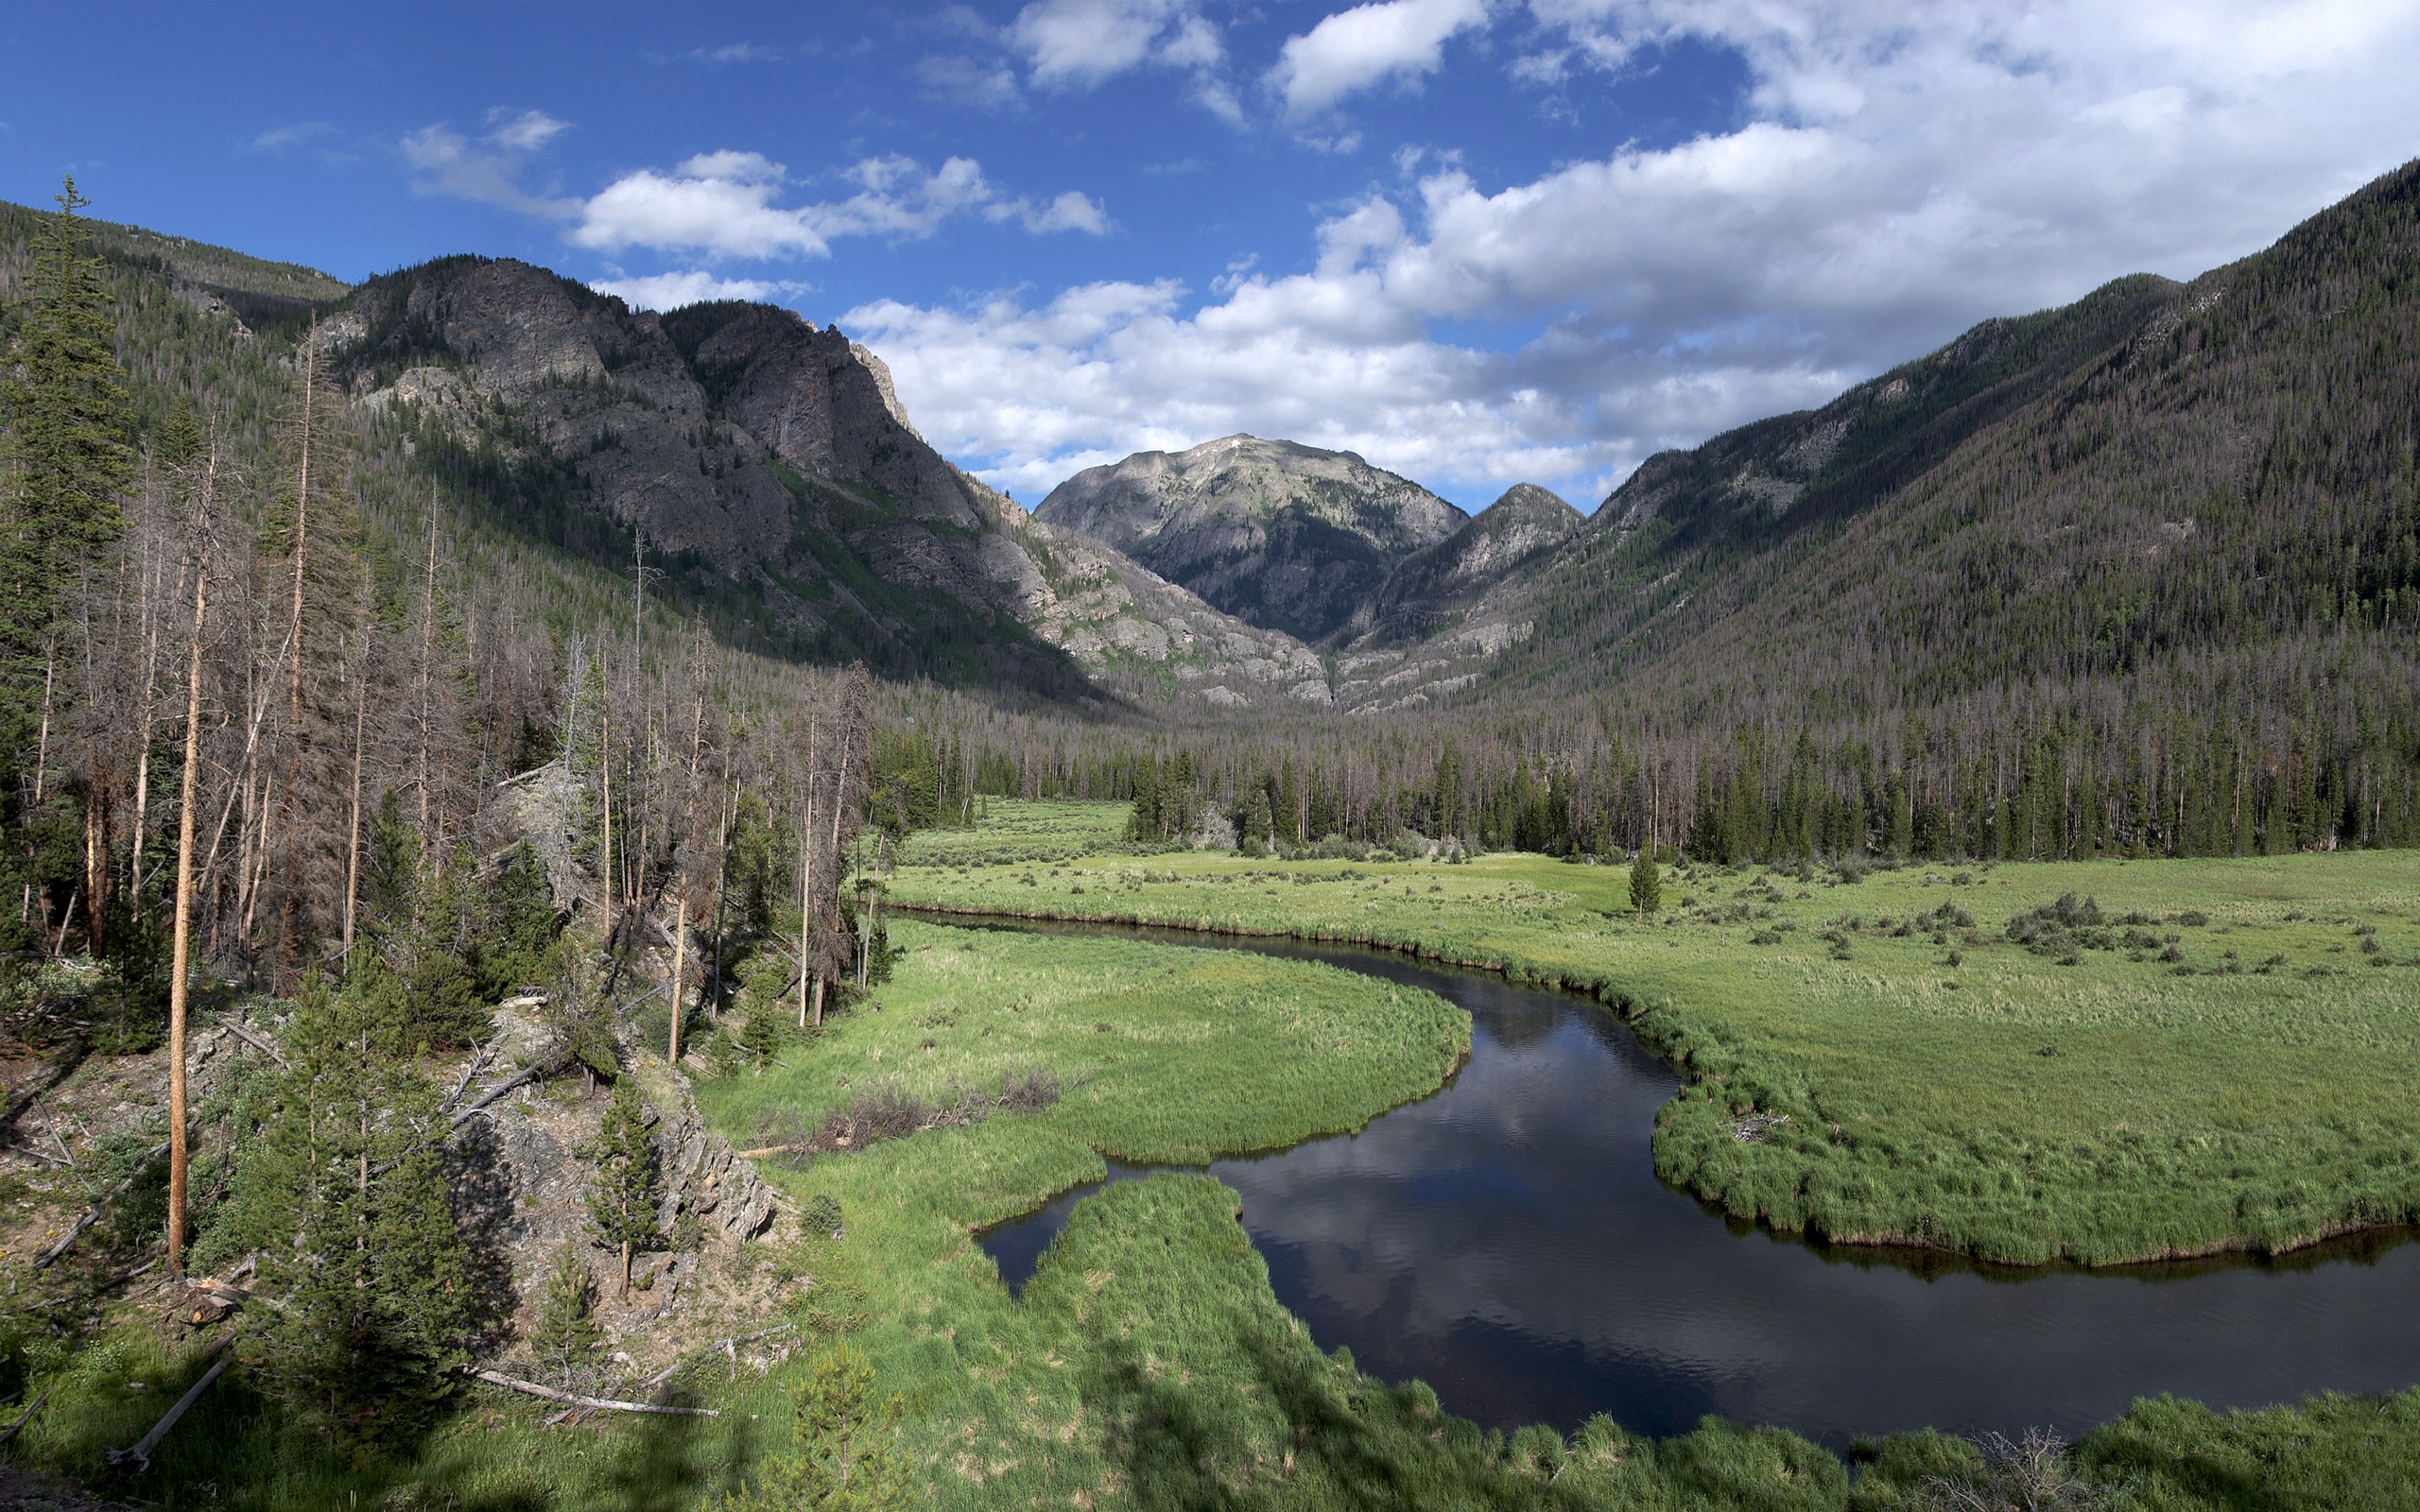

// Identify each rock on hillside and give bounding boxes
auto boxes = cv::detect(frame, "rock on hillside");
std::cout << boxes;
[1036,434,1467,644]
[318,259,1325,709]
[1342,483,1582,650]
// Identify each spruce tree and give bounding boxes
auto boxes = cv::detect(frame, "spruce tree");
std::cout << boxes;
[721,1344,907,1512]
[0,177,131,707]
[1629,849,1662,919]
[588,1076,660,1295]
[529,1242,601,1388]
[217,974,475,1443]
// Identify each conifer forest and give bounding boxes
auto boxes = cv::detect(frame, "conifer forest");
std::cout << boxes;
[1,152,2419,1512]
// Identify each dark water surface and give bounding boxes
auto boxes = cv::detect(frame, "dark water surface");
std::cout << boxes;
[965,920,2420,1447]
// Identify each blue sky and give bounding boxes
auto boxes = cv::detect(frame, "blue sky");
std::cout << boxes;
[3,1,2415,509]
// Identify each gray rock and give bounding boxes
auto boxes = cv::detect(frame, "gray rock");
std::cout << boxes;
[1036,434,1466,644]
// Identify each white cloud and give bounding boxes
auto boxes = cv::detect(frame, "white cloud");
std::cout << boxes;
[991,189,1113,235]
[688,42,781,64]
[1005,0,1241,120]
[401,110,578,218]
[488,109,569,152]
[564,151,1106,260]
[916,53,1025,109]
[251,121,337,152]
[589,270,804,311]
[571,155,828,257]
[1270,0,1491,119]
[847,0,2420,508]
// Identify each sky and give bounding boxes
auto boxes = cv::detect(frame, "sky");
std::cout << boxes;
[2,1,2416,511]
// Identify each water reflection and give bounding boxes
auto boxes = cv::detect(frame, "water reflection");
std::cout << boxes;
[968,921,2420,1446]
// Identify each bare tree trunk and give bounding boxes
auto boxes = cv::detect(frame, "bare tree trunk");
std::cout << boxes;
[342,646,366,953]
[821,717,854,1021]
[25,647,53,934]
[165,455,214,1277]
[129,538,163,919]
[667,891,686,1065]
[796,719,817,1031]
[599,701,614,914]
[416,508,437,855]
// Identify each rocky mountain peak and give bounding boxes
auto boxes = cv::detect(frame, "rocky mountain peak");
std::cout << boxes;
[1034,434,1466,644]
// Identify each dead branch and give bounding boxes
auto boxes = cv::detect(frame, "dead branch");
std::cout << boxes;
[447,1065,547,1129]
[466,1367,717,1417]
[105,1340,230,1474]
[216,1018,286,1068]
[0,1383,53,1447]
[35,1138,169,1268]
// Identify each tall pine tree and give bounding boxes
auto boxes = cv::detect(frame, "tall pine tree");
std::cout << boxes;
[0,177,130,733]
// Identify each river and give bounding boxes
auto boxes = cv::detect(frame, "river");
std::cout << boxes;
[964,919,2420,1447]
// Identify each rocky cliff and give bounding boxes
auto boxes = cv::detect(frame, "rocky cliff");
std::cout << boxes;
[319,258,1327,709]
[1034,434,1466,644]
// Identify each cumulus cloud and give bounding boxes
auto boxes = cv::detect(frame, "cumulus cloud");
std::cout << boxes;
[588,270,806,311]
[850,0,2420,507]
[401,109,579,218]
[1270,0,1491,119]
[564,150,1107,260]
[1003,0,1242,120]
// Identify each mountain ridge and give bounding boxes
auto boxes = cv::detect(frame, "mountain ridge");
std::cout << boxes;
[1035,433,1466,644]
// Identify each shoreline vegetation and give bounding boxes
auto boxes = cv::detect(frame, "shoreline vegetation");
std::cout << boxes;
[695,897,2420,1511]
[886,813,2420,1270]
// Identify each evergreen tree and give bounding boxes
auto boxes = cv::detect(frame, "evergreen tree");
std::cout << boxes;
[721,1344,908,1512]
[588,1076,660,1295]
[1629,849,1662,919]
[0,177,131,713]
[216,973,475,1444]
[528,1241,601,1388]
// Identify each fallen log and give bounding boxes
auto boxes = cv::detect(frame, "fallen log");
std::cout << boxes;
[216,1018,286,1068]
[0,1383,53,1447]
[106,1340,230,1473]
[448,1065,547,1129]
[35,1139,169,1269]
[465,1367,717,1418]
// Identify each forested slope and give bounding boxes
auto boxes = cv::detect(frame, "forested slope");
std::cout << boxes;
[1426,157,2420,859]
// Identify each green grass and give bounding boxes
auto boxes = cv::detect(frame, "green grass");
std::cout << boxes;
[20,909,2420,1509]
[897,799,1141,868]
[890,810,2420,1267]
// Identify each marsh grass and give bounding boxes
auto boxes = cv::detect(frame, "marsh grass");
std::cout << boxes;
[17,873,2417,1509]
[890,808,2420,1266]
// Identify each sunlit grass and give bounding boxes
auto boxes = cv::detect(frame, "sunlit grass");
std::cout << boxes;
[890,806,2420,1266]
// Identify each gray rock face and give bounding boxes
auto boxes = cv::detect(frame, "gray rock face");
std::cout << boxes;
[1035,435,1467,644]
[320,259,1325,708]
[1344,483,1582,649]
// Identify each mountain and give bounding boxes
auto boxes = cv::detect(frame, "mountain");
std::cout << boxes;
[1344,483,1582,649]
[1509,160,2420,717]
[317,257,1328,708]
[1033,434,1467,644]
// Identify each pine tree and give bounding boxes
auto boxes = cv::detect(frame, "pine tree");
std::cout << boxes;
[1629,849,1662,919]
[529,1241,601,1388]
[217,973,475,1443]
[721,1344,908,1512]
[0,177,131,714]
[588,1076,660,1295]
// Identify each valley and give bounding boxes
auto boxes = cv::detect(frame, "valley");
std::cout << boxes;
[1,144,2418,1512]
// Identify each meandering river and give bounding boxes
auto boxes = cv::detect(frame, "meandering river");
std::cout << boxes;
[963,919,2420,1447]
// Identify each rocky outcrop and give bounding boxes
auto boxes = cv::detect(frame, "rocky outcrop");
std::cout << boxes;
[1342,483,1582,650]
[1036,435,1466,644]
[319,259,1330,709]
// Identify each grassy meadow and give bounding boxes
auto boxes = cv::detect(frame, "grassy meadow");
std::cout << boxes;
[21,899,2420,1509]
[887,807,2420,1267]
[693,919,1927,1510]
